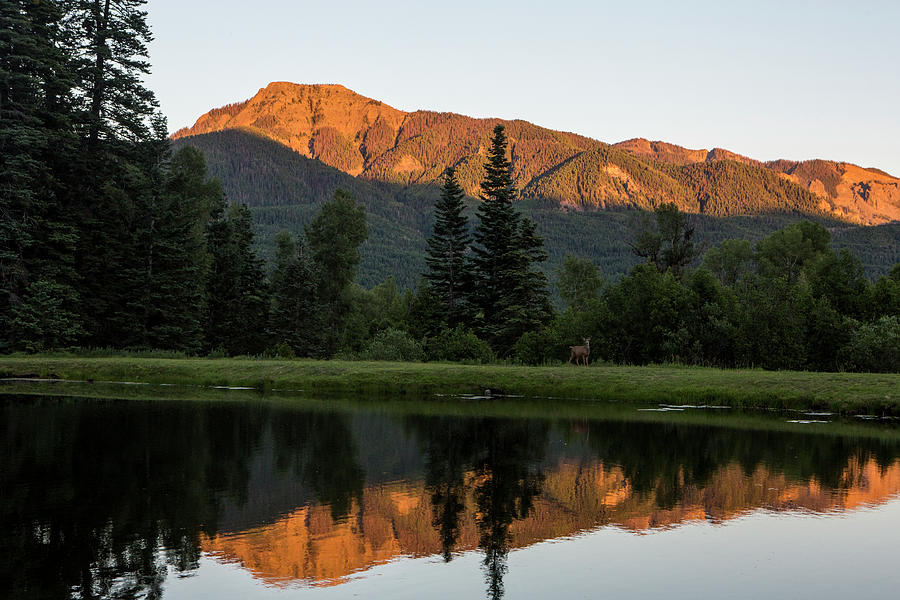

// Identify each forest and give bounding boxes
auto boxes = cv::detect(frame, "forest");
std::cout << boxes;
[2,1,898,372]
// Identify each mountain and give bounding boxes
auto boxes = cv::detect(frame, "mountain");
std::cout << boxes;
[173,81,900,224]
[617,139,900,224]
[172,82,900,287]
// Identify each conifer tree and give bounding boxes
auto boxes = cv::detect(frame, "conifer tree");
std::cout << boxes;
[470,125,550,354]
[205,203,269,355]
[138,144,222,351]
[424,167,472,329]
[268,231,327,357]
[1,1,82,349]
[64,0,163,346]
[67,0,158,144]
[305,189,368,354]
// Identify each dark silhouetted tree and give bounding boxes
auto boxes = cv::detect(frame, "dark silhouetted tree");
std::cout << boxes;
[424,167,472,329]
[305,189,368,354]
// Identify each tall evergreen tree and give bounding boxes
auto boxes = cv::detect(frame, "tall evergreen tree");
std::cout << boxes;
[424,167,472,329]
[305,189,368,354]
[1,0,82,350]
[470,125,550,354]
[268,231,327,357]
[205,202,269,354]
[67,0,158,144]
[138,143,222,351]
[64,0,163,346]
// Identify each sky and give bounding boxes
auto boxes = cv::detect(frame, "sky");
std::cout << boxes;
[146,0,900,175]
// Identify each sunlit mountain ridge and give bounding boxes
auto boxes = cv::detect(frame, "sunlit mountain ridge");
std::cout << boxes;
[173,82,900,225]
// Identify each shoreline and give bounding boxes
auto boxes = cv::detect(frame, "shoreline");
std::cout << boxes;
[1,356,898,415]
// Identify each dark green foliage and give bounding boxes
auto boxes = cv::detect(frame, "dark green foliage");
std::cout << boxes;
[425,326,495,363]
[305,189,368,353]
[267,231,326,357]
[807,248,870,320]
[755,220,831,283]
[1,0,81,349]
[424,167,472,328]
[629,202,702,278]
[731,275,811,370]
[601,264,694,364]
[514,217,896,372]
[341,277,412,352]
[556,255,604,312]
[702,239,754,285]
[841,317,900,373]
[470,125,551,355]
[67,0,158,143]
[2,0,252,354]
[9,279,84,352]
[358,328,424,362]
[138,143,221,352]
[871,275,900,318]
[205,203,269,355]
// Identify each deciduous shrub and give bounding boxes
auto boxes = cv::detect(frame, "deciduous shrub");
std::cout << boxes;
[426,327,494,363]
[841,316,900,373]
[358,328,424,362]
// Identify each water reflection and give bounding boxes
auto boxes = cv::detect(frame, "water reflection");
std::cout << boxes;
[2,394,900,599]
[409,416,547,598]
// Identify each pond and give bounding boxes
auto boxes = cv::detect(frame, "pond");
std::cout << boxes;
[2,388,900,599]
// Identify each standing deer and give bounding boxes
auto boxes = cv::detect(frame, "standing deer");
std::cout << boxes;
[568,337,591,366]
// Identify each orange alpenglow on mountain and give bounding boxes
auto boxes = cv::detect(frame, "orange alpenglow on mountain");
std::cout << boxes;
[172,82,900,224]
[201,456,900,588]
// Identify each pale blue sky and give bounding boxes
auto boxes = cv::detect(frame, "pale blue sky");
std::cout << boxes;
[146,0,900,174]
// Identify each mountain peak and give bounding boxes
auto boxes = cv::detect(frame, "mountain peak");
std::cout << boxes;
[173,82,900,224]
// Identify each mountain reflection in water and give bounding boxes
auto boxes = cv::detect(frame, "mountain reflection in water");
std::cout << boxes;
[2,395,900,600]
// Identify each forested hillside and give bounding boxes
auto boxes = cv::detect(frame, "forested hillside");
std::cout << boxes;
[174,130,900,289]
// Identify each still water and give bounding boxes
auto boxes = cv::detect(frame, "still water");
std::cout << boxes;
[2,390,900,599]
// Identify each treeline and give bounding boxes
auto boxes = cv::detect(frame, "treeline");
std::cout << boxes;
[0,0,278,353]
[515,211,900,372]
[177,129,900,291]
[4,2,898,370]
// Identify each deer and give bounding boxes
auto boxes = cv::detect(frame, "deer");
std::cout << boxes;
[568,337,591,366]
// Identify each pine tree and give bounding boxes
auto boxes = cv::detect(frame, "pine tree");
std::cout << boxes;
[305,189,368,354]
[138,143,222,351]
[1,1,82,350]
[64,0,163,346]
[470,125,550,354]
[268,231,327,357]
[205,202,269,355]
[424,167,472,329]
[67,0,158,144]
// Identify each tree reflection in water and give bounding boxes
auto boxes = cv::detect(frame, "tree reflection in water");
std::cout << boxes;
[4,395,900,600]
[409,416,548,599]
[0,397,268,600]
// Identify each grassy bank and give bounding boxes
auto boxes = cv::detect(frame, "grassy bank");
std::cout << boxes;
[4,379,900,443]
[1,356,898,414]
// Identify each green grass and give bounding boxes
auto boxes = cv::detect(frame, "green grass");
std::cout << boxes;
[1,356,898,414]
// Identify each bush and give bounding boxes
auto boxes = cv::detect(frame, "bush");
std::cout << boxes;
[262,342,296,359]
[425,326,495,363]
[512,328,558,365]
[358,328,424,362]
[841,316,900,373]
